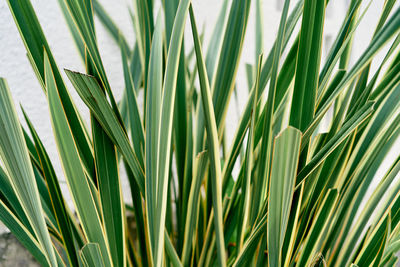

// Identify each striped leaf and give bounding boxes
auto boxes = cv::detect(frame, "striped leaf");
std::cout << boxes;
[0,78,57,266]
[45,53,112,266]
[267,127,302,267]
[65,70,145,193]
[80,243,105,267]
[190,6,226,266]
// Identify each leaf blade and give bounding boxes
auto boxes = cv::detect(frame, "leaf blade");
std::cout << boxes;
[267,127,302,267]
[0,78,56,266]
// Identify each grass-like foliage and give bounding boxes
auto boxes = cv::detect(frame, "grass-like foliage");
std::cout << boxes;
[1,0,400,266]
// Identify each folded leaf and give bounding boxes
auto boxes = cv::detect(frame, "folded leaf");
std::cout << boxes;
[46,53,112,266]
[65,70,145,193]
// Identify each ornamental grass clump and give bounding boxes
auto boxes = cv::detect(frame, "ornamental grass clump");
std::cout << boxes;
[1,0,400,266]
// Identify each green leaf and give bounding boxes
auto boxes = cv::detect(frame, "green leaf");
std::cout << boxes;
[354,216,390,266]
[267,127,302,267]
[181,151,208,265]
[80,243,105,267]
[190,6,226,266]
[237,54,263,251]
[0,78,56,266]
[164,0,179,45]
[45,53,112,266]
[92,120,126,267]
[324,84,400,263]
[317,1,363,98]
[254,0,291,221]
[0,199,48,266]
[124,160,149,267]
[120,35,145,168]
[205,0,230,81]
[132,0,154,103]
[296,101,375,185]
[338,0,361,69]
[165,1,189,238]
[310,6,400,140]
[297,189,339,266]
[7,0,95,178]
[336,121,400,265]
[22,110,79,267]
[282,183,305,267]
[63,0,122,126]
[145,13,163,262]
[4,0,400,266]
[232,213,268,267]
[195,0,251,153]
[65,70,145,193]
[254,0,263,63]
[165,231,184,267]
[221,0,304,192]
[289,0,325,131]
[0,166,33,234]
[152,1,191,266]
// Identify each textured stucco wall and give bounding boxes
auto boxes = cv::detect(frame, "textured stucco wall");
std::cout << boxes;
[0,232,40,266]
[0,0,399,265]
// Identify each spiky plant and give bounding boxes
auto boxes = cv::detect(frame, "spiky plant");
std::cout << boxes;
[1,0,400,266]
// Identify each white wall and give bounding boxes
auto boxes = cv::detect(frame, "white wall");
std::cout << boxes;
[0,0,399,228]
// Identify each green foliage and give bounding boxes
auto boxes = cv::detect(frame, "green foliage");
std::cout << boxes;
[1,0,400,266]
